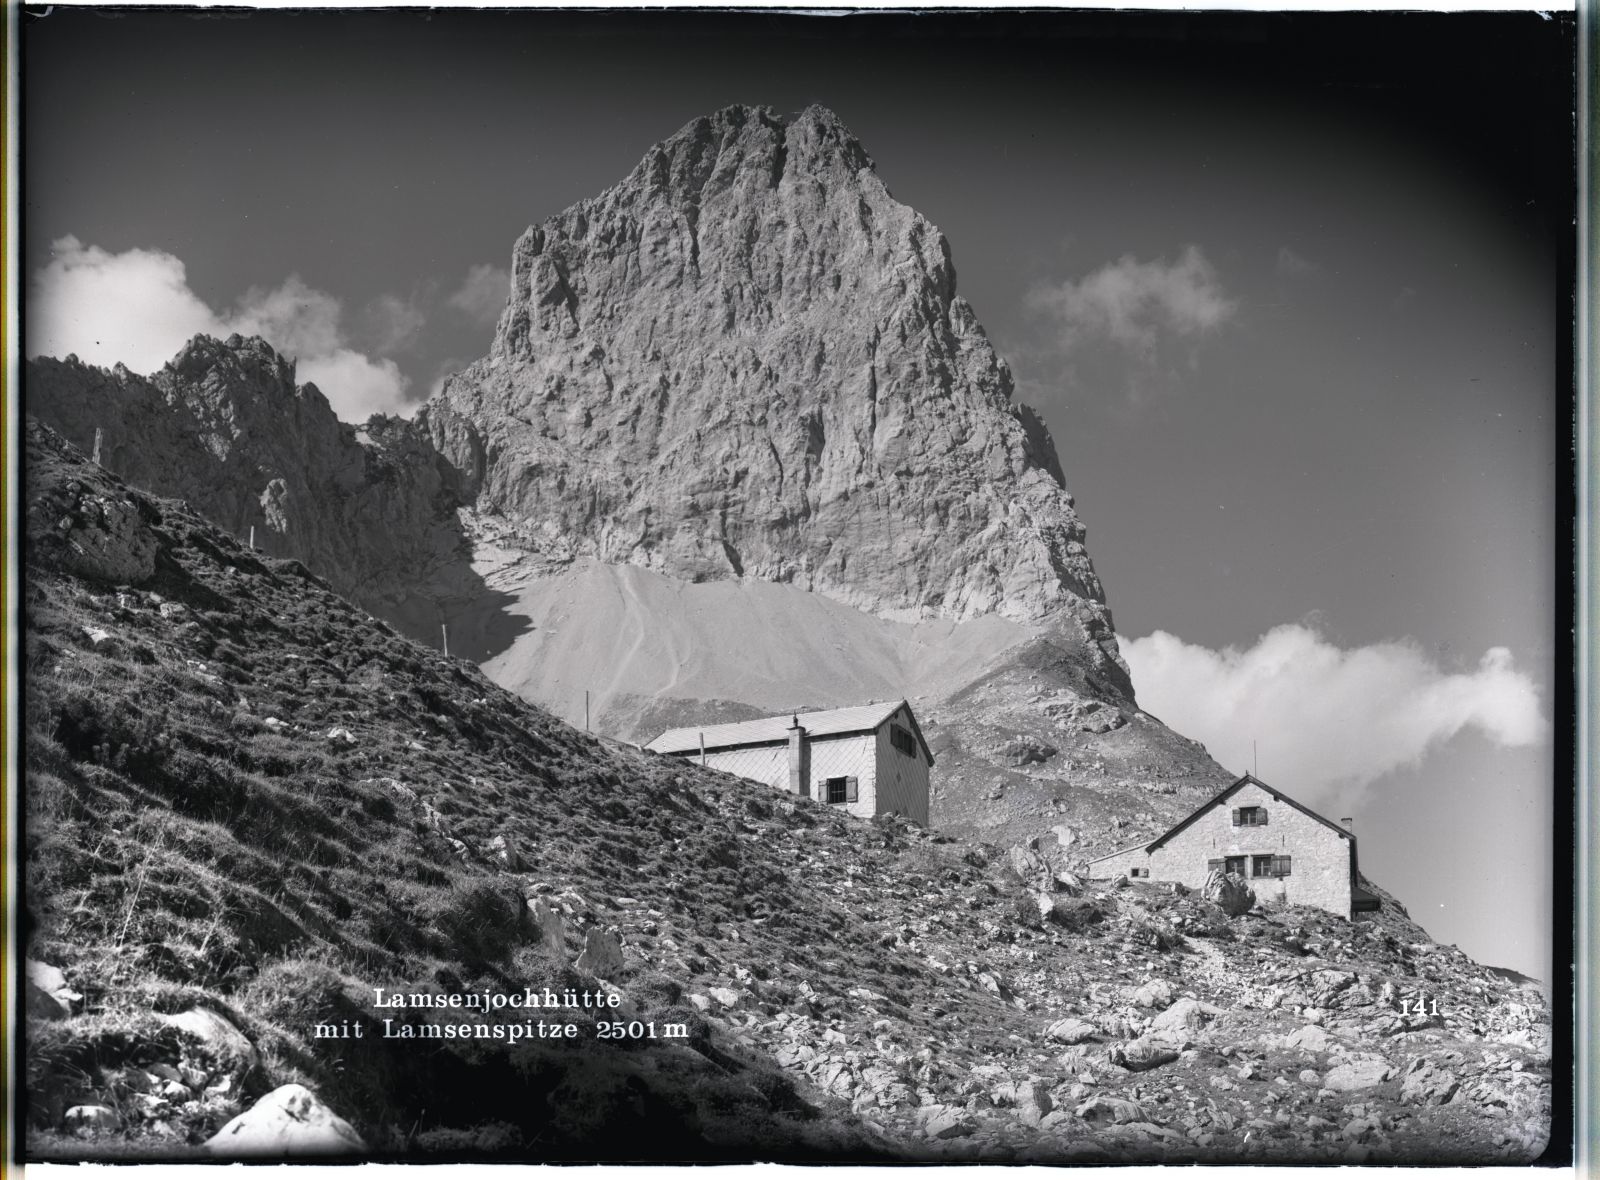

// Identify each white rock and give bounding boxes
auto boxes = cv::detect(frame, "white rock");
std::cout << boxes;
[1044,1017,1097,1045]
[64,1105,120,1134]
[574,927,624,977]
[204,1084,365,1156]
[161,1007,256,1069]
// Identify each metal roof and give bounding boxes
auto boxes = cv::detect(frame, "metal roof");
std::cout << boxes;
[646,699,932,763]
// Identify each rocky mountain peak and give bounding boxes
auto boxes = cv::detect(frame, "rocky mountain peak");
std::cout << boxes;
[426,105,1124,677]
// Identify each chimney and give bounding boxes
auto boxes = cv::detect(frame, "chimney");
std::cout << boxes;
[787,715,810,798]
[1341,817,1354,833]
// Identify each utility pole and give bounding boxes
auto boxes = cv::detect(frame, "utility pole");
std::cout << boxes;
[441,623,449,658]
[1253,740,1258,777]
[585,690,591,733]
[248,525,255,552]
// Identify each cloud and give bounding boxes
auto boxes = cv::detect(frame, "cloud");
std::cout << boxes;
[1027,245,1235,355]
[27,236,218,374]
[1275,246,1320,277]
[28,236,413,423]
[447,263,510,327]
[1121,624,1546,798]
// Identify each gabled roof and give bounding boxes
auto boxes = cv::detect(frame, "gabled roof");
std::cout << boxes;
[1086,839,1153,865]
[1144,773,1353,854]
[646,699,934,765]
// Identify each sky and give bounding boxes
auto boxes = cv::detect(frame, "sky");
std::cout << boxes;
[22,9,1572,982]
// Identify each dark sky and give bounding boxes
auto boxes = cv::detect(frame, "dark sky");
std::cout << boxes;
[22,9,1573,979]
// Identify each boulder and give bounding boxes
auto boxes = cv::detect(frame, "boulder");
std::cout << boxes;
[25,960,81,1019]
[1324,1058,1395,1091]
[575,927,624,977]
[1132,979,1175,1008]
[1110,1038,1181,1073]
[1075,1095,1149,1125]
[161,1007,256,1071]
[1202,870,1255,916]
[1400,1060,1460,1105]
[204,1084,365,1156]
[527,896,566,956]
[1006,843,1050,886]
[1148,997,1224,1036]
[1285,1024,1334,1052]
[64,1105,120,1134]
[921,1105,976,1140]
[486,833,524,871]
[1004,739,1058,768]
[1044,1017,1097,1045]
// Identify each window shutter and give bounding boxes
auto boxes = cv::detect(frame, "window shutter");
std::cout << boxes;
[1260,809,1268,826]
[845,776,859,803]
[1276,855,1292,878]
[1231,808,1241,826]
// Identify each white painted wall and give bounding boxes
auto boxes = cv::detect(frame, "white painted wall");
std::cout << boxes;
[668,711,931,826]
[873,706,930,825]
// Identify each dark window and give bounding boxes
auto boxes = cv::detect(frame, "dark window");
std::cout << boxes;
[1130,867,1149,879]
[1233,806,1267,827]
[1252,854,1276,878]
[1224,856,1246,876]
[826,776,859,805]
[890,724,916,757]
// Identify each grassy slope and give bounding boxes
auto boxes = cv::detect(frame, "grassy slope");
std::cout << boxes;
[23,422,1552,1163]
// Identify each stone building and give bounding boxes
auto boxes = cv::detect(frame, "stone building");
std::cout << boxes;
[1087,774,1381,920]
[645,700,932,826]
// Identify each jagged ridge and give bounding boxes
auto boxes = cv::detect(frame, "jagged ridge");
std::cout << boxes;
[422,104,1124,676]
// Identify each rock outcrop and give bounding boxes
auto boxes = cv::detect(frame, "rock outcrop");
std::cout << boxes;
[421,104,1125,681]
[25,336,472,643]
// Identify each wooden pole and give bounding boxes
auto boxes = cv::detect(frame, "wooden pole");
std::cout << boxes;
[248,525,255,551]
[441,623,449,657]
[699,731,706,766]
[585,690,591,733]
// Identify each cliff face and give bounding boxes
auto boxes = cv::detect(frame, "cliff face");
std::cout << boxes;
[25,335,473,638]
[421,104,1123,676]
